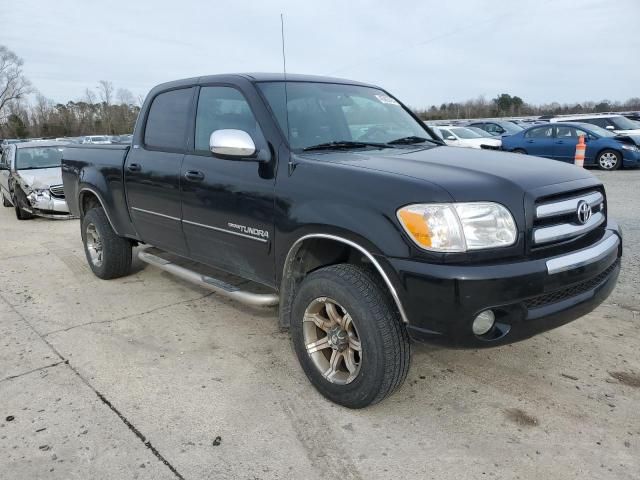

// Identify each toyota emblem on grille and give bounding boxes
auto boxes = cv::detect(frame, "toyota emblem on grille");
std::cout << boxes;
[576,200,592,225]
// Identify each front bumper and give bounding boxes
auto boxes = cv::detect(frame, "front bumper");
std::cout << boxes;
[386,221,622,348]
[622,149,640,167]
[26,192,74,219]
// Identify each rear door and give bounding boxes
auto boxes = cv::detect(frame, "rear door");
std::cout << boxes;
[180,85,276,285]
[522,125,555,157]
[124,87,195,255]
[0,147,11,197]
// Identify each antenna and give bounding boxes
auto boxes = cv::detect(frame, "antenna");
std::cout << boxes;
[280,13,295,174]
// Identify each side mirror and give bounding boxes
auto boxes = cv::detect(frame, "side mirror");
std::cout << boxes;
[446,136,457,141]
[209,129,256,159]
[605,125,615,130]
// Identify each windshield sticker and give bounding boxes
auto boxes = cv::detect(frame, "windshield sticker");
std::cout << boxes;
[374,94,400,106]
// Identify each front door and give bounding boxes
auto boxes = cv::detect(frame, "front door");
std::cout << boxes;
[124,87,195,255]
[552,125,580,163]
[523,125,555,158]
[181,85,275,286]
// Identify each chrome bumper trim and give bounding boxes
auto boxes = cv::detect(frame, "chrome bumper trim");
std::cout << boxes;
[546,235,619,275]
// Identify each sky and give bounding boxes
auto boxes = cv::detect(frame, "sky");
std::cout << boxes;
[1,0,639,108]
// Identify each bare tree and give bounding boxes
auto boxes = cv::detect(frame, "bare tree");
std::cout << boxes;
[0,45,33,122]
[116,88,135,105]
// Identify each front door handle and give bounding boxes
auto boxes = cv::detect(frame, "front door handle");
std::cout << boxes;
[127,163,141,172]
[184,170,205,182]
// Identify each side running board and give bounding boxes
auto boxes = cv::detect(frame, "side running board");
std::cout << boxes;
[138,249,279,307]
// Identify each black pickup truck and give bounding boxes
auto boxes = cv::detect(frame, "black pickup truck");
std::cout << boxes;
[62,74,622,408]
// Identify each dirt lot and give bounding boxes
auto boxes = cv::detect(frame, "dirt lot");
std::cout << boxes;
[1,170,639,480]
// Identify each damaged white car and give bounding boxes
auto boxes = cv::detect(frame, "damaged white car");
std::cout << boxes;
[0,141,74,220]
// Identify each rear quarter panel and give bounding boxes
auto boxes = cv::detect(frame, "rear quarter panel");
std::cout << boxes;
[62,145,139,238]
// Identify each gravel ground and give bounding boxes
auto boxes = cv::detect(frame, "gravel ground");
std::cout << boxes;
[0,169,638,480]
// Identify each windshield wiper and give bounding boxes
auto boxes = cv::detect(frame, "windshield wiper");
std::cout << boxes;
[387,136,434,145]
[302,141,388,152]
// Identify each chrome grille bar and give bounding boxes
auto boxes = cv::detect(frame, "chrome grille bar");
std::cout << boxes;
[533,211,605,244]
[536,191,602,219]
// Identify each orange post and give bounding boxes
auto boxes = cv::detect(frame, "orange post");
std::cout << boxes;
[575,135,586,167]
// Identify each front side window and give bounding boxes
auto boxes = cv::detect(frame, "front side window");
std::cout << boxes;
[258,82,435,150]
[525,126,553,138]
[450,127,483,139]
[609,116,639,130]
[194,86,264,151]
[144,88,193,150]
[16,147,65,170]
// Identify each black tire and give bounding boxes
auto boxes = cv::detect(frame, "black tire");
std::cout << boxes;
[2,193,12,207]
[512,148,527,154]
[291,263,410,408]
[596,149,621,171]
[12,190,34,220]
[81,207,132,279]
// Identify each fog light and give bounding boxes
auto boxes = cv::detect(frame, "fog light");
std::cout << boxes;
[472,310,495,335]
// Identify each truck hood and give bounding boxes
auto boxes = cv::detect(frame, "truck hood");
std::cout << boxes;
[16,167,62,189]
[301,146,596,203]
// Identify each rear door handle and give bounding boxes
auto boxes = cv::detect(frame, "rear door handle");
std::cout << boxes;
[184,170,205,182]
[127,163,141,172]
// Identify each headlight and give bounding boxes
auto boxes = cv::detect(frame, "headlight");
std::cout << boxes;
[397,202,517,252]
[621,144,639,151]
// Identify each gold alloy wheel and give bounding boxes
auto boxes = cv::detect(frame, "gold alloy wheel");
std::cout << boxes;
[303,297,362,385]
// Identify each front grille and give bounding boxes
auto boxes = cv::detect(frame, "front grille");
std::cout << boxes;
[49,184,65,198]
[524,260,618,309]
[532,189,605,248]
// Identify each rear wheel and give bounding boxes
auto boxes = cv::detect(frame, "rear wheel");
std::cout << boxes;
[597,149,621,171]
[291,264,410,408]
[81,207,132,279]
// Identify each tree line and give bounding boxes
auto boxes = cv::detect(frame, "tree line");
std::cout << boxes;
[1,45,140,139]
[415,93,640,121]
[1,44,639,139]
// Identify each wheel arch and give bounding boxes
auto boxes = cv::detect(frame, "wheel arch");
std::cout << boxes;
[278,233,408,330]
[78,187,119,233]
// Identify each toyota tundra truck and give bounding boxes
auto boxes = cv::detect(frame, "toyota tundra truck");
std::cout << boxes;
[61,74,622,408]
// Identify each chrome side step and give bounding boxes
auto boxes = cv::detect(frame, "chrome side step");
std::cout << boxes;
[138,250,279,307]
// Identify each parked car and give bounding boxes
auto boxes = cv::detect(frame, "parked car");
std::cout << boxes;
[1,138,26,153]
[501,122,640,170]
[466,120,524,137]
[111,134,133,144]
[82,135,111,144]
[0,141,73,219]
[434,125,502,149]
[62,73,621,408]
[549,114,640,135]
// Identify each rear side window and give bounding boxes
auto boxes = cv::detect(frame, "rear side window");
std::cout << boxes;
[144,88,193,150]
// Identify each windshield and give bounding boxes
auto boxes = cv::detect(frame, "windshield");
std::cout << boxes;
[450,127,484,139]
[16,147,65,170]
[610,116,640,130]
[499,122,524,134]
[575,123,615,138]
[467,127,493,137]
[258,82,436,150]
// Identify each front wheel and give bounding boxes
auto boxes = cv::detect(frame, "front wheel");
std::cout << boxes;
[597,149,621,170]
[81,207,132,279]
[512,148,527,154]
[13,190,34,220]
[291,264,410,408]
[2,193,12,207]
